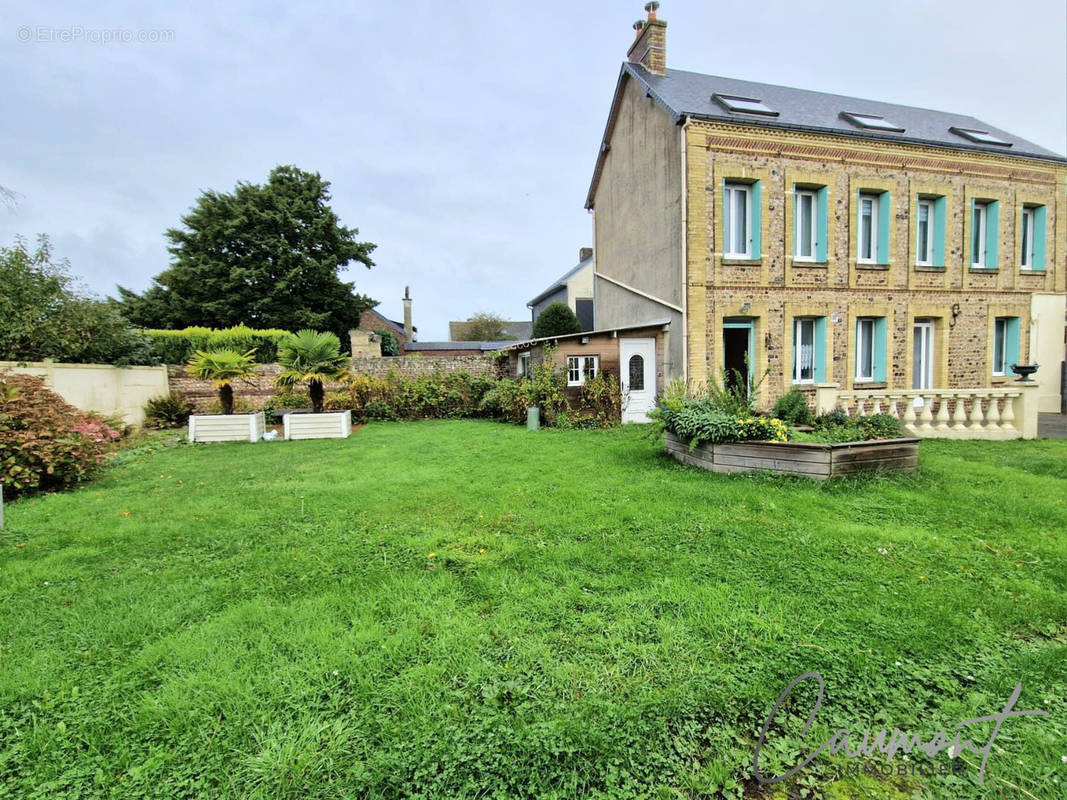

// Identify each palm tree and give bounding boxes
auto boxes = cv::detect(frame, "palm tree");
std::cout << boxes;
[275,330,348,413]
[186,349,257,414]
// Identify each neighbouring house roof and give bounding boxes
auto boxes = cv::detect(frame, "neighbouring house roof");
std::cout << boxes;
[528,254,594,307]
[404,341,509,352]
[502,318,671,350]
[587,62,1066,208]
[364,308,412,338]
[447,320,533,341]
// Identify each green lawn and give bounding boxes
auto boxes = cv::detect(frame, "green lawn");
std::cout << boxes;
[1,422,1064,799]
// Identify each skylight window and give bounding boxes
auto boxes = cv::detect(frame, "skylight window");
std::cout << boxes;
[712,94,779,117]
[949,127,1012,146]
[839,112,905,132]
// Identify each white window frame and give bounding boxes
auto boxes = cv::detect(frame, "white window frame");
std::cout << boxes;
[992,318,1008,376]
[971,201,989,267]
[794,188,817,262]
[792,318,816,384]
[912,320,934,390]
[855,318,876,382]
[858,192,879,263]
[1020,206,1036,269]
[566,355,598,387]
[517,352,531,379]
[723,182,752,258]
[916,198,934,266]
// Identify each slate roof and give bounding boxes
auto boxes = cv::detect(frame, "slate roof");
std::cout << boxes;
[502,318,672,350]
[404,341,509,352]
[528,253,594,307]
[587,62,1066,207]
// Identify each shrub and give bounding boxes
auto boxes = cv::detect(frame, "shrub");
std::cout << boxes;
[659,396,788,449]
[531,302,582,338]
[799,411,905,443]
[477,379,527,424]
[373,328,400,357]
[186,349,258,414]
[857,413,904,440]
[143,393,194,429]
[146,326,292,364]
[772,388,814,427]
[577,372,621,427]
[814,409,849,429]
[0,372,121,496]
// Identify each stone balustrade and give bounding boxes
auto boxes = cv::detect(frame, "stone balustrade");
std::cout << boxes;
[813,383,1041,439]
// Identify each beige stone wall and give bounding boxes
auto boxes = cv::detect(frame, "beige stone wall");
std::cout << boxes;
[683,119,1066,407]
[0,361,169,426]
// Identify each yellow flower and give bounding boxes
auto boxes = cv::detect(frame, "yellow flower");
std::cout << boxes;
[427,552,436,558]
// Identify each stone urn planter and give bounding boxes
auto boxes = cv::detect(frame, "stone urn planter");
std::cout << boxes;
[188,412,265,443]
[664,432,918,480]
[283,410,352,440]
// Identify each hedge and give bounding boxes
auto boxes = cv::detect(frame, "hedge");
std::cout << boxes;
[145,326,293,364]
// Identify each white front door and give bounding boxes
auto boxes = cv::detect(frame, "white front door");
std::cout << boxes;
[620,338,656,423]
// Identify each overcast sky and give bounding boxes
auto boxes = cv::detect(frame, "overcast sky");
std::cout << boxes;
[3,0,1065,340]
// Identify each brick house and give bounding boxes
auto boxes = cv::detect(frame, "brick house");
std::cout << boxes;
[357,287,417,351]
[588,3,1066,415]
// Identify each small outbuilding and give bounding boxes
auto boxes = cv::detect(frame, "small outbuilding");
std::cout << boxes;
[502,319,671,423]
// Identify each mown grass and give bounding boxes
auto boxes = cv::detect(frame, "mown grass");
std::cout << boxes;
[0,422,1064,799]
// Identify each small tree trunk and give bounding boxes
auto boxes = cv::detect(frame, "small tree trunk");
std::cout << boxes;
[309,380,324,414]
[219,383,234,415]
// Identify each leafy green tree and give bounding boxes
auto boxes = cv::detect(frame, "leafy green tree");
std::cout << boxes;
[455,312,512,341]
[374,328,400,357]
[186,349,258,414]
[275,330,349,413]
[532,302,582,338]
[118,166,377,342]
[0,235,155,365]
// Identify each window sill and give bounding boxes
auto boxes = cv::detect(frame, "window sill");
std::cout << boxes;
[914,265,946,273]
[855,262,890,271]
[968,267,999,274]
[721,257,762,266]
[1018,268,1046,275]
[990,375,1011,384]
[791,260,828,268]
[853,381,888,389]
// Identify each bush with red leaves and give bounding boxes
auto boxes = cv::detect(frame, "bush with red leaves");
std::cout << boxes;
[0,372,121,497]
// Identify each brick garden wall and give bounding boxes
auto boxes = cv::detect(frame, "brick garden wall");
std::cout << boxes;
[170,355,503,411]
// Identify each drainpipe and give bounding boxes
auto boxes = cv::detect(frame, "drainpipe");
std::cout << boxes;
[679,116,689,386]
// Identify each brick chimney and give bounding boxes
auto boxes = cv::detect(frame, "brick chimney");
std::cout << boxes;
[627,2,666,76]
[579,247,593,262]
[402,286,413,341]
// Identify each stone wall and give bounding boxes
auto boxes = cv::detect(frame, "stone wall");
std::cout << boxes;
[170,355,504,411]
[677,117,1065,407]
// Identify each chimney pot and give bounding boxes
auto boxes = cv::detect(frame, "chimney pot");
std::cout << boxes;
[645,1,659,19]
[627,3,667,75]
[633,20,644,34]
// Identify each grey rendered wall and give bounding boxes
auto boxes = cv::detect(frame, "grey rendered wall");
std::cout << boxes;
[592,76,683,341]
[593,278,682,379]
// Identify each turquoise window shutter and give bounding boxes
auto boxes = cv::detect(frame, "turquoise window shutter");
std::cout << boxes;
[877,191,891,264]
[1034,206,1047,270]
[751,180,762,258]
[813,316,827,382]
[816,186,829,262]
[986,201,1000,270]
[933,196,947,266]
[873,317,888,382]
[1005,317,1021,370]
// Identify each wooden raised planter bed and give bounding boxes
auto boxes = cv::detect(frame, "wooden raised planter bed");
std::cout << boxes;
[664,432,918,480]
[283,411,352,440]
[188,412,265,443]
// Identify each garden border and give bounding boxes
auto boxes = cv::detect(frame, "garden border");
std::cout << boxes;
[664,432,919,480]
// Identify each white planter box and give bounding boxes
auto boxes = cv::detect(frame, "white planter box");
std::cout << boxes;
[283,411,351,440]
[188,412,265,443]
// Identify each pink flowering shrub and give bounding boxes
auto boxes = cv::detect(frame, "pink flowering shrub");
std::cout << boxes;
[0,372,122,497]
